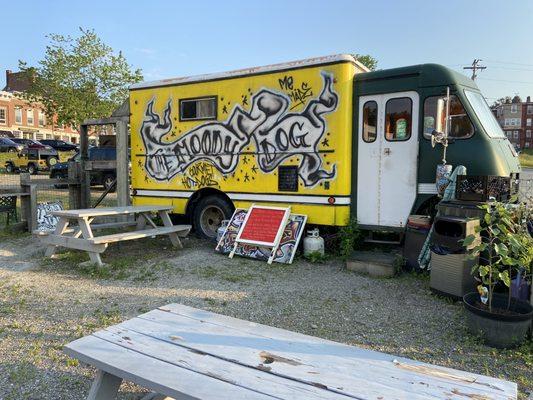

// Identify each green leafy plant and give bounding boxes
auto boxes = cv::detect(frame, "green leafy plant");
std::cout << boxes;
[338,218,362,259]
[305,251,329,263]
[464,200,533,312]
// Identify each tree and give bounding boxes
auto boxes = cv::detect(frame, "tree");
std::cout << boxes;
[491,96,512,108]
[353,54,378,71]
[19,28,143,128]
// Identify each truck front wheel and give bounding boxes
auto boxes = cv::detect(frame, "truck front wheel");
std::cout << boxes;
[192,195,234,240]
[5,163,14,174]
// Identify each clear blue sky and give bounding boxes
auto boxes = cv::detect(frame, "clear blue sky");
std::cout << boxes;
[3,0,533,102]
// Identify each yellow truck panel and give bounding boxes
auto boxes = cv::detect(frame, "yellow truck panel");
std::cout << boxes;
[130,55,366,234]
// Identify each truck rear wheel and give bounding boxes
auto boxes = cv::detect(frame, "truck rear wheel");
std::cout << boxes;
[27,163,37,175]
[192,195,234,240]
[5,163,14,174]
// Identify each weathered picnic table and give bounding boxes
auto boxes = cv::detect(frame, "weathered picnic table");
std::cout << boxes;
[40,206,191,266]
[64,304,517,400]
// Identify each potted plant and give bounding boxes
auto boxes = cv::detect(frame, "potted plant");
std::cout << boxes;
[462,200,533,348]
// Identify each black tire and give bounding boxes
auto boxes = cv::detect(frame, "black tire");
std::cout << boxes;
[8,147,16,153]
[27,163,37,175]
[192,195,234,240]
[5,163,14,174]
[102,174,116,192]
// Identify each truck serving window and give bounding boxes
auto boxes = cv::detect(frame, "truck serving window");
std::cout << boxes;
[180,97,217,121]
[385,97,412,141]
[362,101,377,143]
[423,95,473,139]
[464,90,506,138]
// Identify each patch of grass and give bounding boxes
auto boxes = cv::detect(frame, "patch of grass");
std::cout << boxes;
[220,271,255,283]
[304,251,329,263]
[519,148,533,168]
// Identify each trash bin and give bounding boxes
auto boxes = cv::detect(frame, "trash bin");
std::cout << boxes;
[429,216,480,298]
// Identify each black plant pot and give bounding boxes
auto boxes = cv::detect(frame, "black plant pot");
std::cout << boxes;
[463,292,533,348]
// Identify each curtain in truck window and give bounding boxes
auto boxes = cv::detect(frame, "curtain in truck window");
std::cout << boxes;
[385,97,412,141]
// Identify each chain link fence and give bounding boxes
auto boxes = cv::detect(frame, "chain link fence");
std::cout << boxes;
[518,178,533,206]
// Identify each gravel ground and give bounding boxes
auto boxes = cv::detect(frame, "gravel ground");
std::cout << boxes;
[0,232,531,399]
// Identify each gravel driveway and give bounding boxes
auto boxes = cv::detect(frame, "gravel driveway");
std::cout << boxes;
[0,232,531,399]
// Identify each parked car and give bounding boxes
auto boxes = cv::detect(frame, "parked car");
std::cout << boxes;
[0,137,24,152]
[50,147,116,191]
[11,138,58,165]
[5,148,56,174]
[40,139,78,152]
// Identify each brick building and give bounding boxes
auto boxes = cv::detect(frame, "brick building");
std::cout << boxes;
[0,70,80,143]
[492,95,533,149]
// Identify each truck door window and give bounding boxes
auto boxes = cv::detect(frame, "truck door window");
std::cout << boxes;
[362,101,377,143]
[180,97,217,121]
[385,97,412,141]
[423,95,473,139]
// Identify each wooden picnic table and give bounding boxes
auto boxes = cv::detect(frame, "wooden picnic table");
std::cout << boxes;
[64,303,517,400]
[40,206,191,266]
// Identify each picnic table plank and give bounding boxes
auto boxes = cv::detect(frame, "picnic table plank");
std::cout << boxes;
[51,205,172,218]
[149,304,517,399]
[91,326,349,400]
[65,304,518,400]
[88,225,191,244]
[65,335,278,400]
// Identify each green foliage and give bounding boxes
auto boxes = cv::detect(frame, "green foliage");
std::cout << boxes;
[519,148,533,168]
[354,54,378,71]
[18,28,143,128]
[465,200,533,312]
[305,251,328,263]
[338,218,362,259]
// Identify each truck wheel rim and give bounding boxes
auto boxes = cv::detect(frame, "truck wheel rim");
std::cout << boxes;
[200,206,224,237]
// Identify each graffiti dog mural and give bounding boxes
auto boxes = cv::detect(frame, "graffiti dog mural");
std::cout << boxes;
[140,72,337,187]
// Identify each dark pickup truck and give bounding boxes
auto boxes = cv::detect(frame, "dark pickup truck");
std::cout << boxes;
[50,147,116,191]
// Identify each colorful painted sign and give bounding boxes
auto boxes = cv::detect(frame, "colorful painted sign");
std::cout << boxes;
[36,201,63,232]
[215,208,307,264]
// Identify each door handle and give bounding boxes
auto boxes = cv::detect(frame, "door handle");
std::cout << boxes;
[384,147,391,156]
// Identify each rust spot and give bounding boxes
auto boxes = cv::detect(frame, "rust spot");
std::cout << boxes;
[170,335,184,341]
[259,351,302,366]
[393,360,476,384]
[451,388,491,400]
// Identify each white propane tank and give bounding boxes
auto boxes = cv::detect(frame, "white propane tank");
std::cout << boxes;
[216,220,229,243]
[303,228,325,257]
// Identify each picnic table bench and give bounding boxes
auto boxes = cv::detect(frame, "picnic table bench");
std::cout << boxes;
[40,206,191,266]
[64,304,517,400]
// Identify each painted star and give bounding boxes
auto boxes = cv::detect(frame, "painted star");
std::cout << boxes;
[321,138,330,147]
[244,173,250,182]
[243,156,248,164]
[251,165,258,174]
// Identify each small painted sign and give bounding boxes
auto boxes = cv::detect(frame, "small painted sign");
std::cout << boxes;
[36,201,63,232]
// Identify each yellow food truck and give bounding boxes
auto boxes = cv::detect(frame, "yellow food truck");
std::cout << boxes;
[129,54,520,238]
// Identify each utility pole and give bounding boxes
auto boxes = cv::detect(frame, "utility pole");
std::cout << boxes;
[463,59,486,80]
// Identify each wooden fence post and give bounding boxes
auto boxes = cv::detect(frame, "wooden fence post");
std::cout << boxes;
[19,173,37,232]
[68,161,82,210]
[116,119,130,207]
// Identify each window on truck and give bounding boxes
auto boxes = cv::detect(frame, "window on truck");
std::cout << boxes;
[385,97,412,141]
[464,90,506,138]
[423,95,473,139]
[362,101,378,143]
[180,97,217,121]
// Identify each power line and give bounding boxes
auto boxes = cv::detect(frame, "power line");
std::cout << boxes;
[478,77,533,85]
[463,59,486,80]
[484,59,533,68]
